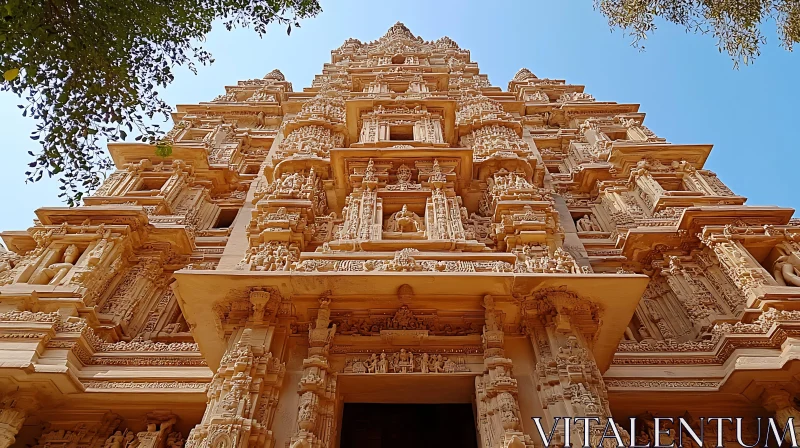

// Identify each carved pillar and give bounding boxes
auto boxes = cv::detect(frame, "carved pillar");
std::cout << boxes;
[696,170,735,196]
[289,295,338,448]
[629,168,663,212]
[761,387,800,437]
[475,295,534,448]
[0,391,39,448]
[186,289,286,448]
[415,116,443,144]
[524,291,628,448]
[339,190,381,241]
[162,161,192,206]
[702,234,773,304]
[659,256,723,333]
[358,117,379,144]
[99,257,162,327]
[694,249,747,315]
[681,170,713,195]
[92,171,126,197]
[339,161,382,241]
[426,188,464,240]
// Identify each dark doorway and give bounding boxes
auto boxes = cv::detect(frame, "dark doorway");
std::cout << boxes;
[339,403,478,448]
[388,125,414,141]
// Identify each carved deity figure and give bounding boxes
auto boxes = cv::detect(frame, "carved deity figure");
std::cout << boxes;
[576,214,600,232]
[87,229,113,266]
[166,432,184,448]
[31,244,81,285]
[377,353,389,373]
[394,348,414,373]
[0,254,17,285]
[104,431,125,448]
[123,432,136,448]
[385,204,425,233]
[392,164,416,188]
[430,354,444,373]
[256,111,266,129]
[773,255,800,287]
[366,353,378,373]
[396,205,421,232]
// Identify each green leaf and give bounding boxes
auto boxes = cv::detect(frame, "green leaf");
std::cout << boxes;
[3,68,19,82]
[155,143,172,158]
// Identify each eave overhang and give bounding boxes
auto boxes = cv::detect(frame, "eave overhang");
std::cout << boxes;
[172,269,649,372]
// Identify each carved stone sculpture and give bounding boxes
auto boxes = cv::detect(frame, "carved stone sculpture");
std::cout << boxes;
[576,214,600,232]
[773,255,800,287]
[30,244,80,285]
[384,204,425,233]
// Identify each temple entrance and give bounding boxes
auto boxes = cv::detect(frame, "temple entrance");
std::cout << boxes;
[339,403,478,448]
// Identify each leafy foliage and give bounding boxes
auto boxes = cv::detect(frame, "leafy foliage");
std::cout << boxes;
[594,0,800,67]
[0,0,321,205]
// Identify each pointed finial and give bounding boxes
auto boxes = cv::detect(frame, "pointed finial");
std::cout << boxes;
[263,69,285,81]
[384,21,415,40]
[513,68,536,81]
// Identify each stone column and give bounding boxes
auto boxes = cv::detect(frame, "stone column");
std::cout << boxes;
[524,290,629,448]
[659,256,718,333]
[630,169,663,212]
[186,289,286,448]
[474,295,534,448]
[290,294,338,448]
[761,387,800,437]
[0,391,39,448]
[703,235,773,305]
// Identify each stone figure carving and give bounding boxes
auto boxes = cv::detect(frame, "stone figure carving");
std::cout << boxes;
[256,111,266,129]
[773,255,800,287]
[420,353,430,373]
[430,354,444,373]
[0,247,19,282]
[212,92,237,102]
[87,229,113,266]
[104,431,122,448]
[123,432,136,448]
[334,304,481,336]
[384,205,425,233]
[165,432,184,448]
[576,214,600,232]
[343,350,467,374]
[395,348,414,373]
[366,353,378,373]
[30,244,80,285]
[386,164,422,191]
[377,353,389,373]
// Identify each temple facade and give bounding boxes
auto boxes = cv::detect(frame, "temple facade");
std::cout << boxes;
[1,22,799,448]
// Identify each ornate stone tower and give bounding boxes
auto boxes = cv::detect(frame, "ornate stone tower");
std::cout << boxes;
[0,22,797,448]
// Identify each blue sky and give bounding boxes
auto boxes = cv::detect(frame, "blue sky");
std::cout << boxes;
[0,0,797,232]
